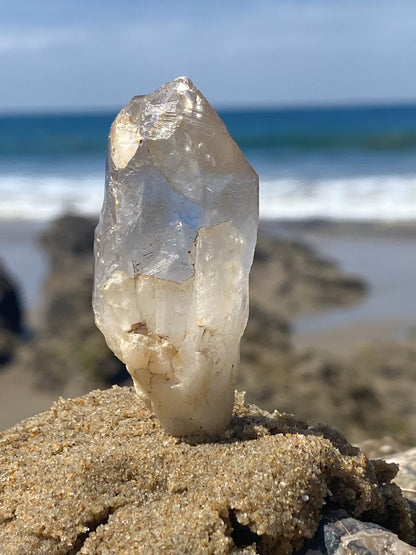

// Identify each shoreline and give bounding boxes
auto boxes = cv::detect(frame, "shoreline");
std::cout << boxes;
[0,216,415,431]
[0,220,49,318]
[0,363,89,431]
[260,219,416,356]
[1,216,415,355]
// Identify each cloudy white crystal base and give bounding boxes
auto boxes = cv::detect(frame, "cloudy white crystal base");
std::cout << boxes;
[96,221,247,436]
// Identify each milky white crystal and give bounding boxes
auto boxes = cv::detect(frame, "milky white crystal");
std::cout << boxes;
[93,77,258,436]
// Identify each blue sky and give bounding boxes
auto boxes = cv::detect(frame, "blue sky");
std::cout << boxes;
[1,0,415,112]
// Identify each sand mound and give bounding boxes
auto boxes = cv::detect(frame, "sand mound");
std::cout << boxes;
[0,388,414,554]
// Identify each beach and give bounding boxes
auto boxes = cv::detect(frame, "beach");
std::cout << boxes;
[0,215,415,439]
[4,217,416,347]
[0,220,48,311]
[262,220,416,356]
[1,104,416,441]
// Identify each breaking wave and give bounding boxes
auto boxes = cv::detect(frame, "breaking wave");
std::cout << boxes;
[1,171,416,223]
[259,174,416,221]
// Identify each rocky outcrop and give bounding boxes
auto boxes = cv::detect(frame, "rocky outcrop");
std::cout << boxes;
[17,214,416,445]
[250,232,365,320]
[239,234,387,443]
[27,215,365,396]
[28,215,128,390]
[0,261,23,365]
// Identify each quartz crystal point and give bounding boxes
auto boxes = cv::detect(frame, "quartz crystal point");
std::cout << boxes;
[93,77,258,436]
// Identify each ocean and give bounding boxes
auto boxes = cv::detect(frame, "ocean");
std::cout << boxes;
[1,104,416,222]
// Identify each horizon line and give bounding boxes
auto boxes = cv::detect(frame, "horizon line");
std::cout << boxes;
[2,98,416,117]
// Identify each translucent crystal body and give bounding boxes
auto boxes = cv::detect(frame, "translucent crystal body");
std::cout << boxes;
[93,77,258,436]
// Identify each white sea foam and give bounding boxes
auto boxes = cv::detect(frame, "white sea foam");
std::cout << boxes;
[0,173,104,221]
[259,174,416,222]
[1,171,416,222]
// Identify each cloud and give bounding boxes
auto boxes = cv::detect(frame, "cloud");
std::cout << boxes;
[0,28,75,53]
[0,0,416,111]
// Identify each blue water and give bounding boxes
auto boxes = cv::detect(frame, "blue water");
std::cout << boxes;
[223,105,416,177]
[1,104,416,221]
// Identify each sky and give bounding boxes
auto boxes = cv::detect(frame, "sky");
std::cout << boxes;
[1,0,416,112]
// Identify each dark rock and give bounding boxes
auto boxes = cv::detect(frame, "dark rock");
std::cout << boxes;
[28,214,129,390]
[40,213,96,271]
[238,232,374,442]
[0,261,23,365]
[249,233,366,320]
[0,261,23,335]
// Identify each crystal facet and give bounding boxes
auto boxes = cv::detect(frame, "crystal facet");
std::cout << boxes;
[93,77,258,436]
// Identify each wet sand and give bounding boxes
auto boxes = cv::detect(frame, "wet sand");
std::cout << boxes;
[0,364,84,430]
[261,220,416,357]
[0,220,48,319]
